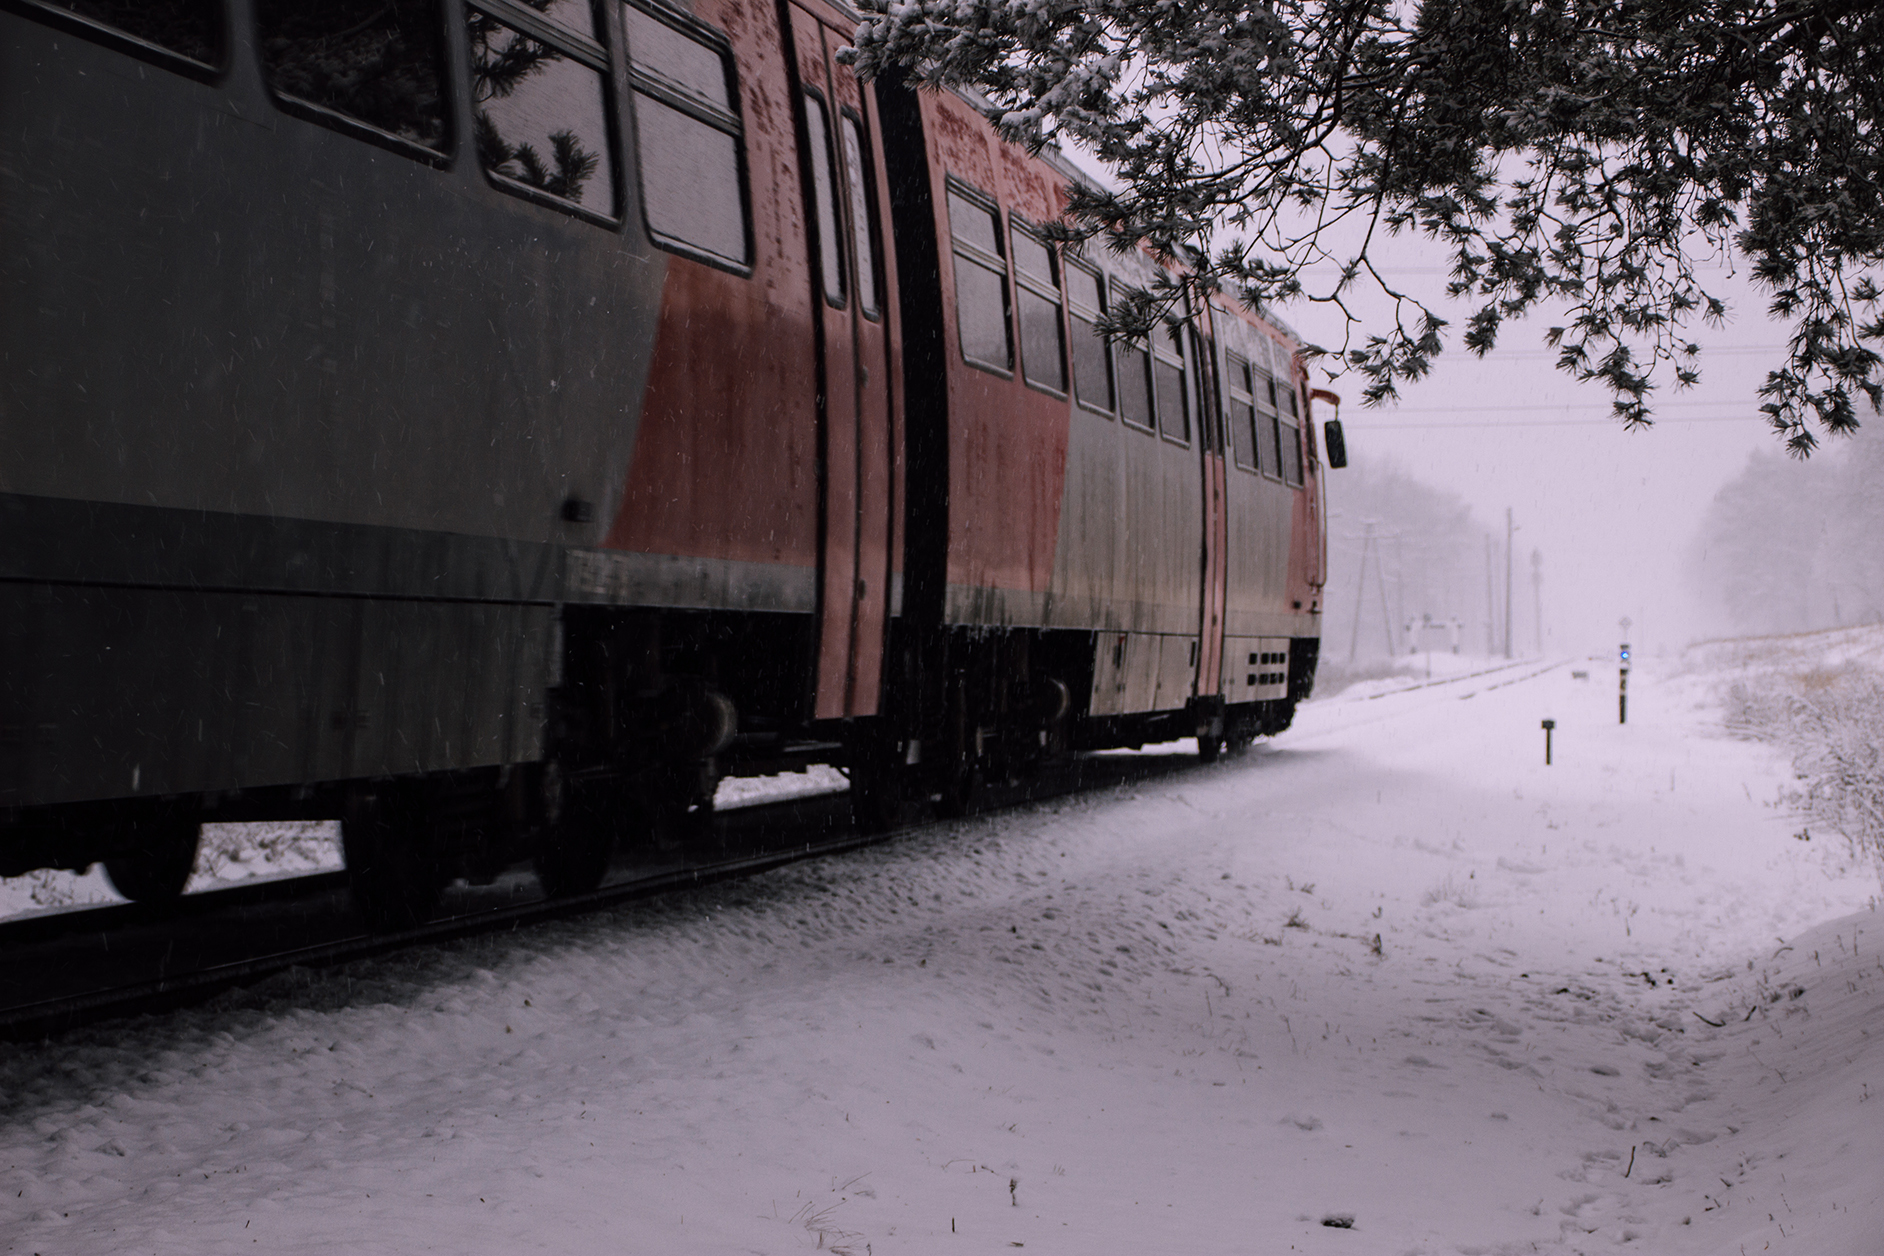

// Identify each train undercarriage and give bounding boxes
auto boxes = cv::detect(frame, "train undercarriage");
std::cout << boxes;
[0,603,1312,930]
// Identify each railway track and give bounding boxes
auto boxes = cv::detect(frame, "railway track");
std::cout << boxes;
[0,746,1213,1043]
[1352,655,1565,700]
[1282,656,1568,746]
[2,663,1580,1042]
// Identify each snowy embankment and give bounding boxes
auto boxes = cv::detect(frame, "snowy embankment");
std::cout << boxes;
[2,637,1880,1255]
[1704,626,1884,883]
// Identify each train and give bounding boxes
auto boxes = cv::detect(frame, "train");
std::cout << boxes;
[1,0,1338,928]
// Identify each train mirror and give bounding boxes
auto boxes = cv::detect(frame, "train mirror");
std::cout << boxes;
[1323,419,1348,469]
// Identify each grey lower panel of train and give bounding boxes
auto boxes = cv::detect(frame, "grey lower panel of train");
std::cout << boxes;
[1,584,553,809]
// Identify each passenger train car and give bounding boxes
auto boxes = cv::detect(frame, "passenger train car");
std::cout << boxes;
[0,0,1334,925]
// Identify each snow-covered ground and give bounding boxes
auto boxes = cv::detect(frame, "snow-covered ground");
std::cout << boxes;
[2,637,1880,1254]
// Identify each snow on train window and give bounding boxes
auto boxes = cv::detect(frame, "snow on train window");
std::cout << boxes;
[802,94,846,306]
[257,0,448,154]
[26,0,223,68]
[1113,284,1155,432]
[947,184,1012,374]
[1153,325,1190,445]
[1227,354,1258,473]
[1254,368,1282,477]
[467,1,617,217]
[625,2,749,266]
[534,0,602,36]
[841,114,880,320]
[1066,263,1113,415]
[1279,380,1305,486]
[1012,222,1066,394]
[1118,346,1155,433]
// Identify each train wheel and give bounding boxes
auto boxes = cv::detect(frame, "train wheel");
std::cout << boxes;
[343,785,440,932]
[849,738,920,834]
[534,779,615,898]
[934,760,981,819]
[1197,734,1224,763]
[101,812,201,902]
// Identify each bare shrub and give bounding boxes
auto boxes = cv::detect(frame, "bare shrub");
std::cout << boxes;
[1421,873,1479,910]
[1723,658,1884,882]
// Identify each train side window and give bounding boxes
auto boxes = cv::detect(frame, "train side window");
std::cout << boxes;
[1152,325,1190,445]
[947,183,1012,374]
[1118,342,1155,432]
[1226,354,1258,472]
[22,0,223,69]
[1280,381,1305,486]
[840,113,881,319]
[467,0,617,217]
[1254,369,1282,476]
[802,94,846,306]
[257,1,448,155]
[626,1,750,266]
[1066,263,1113,415]
[1012,221,1067,394]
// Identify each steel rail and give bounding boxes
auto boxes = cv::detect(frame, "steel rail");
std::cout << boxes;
[0,821,891,1043]
[0,749,1210,1042]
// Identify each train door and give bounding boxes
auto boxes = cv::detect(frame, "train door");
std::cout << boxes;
[789,3,895,719]
[1194,309,1229,703]
[1302,381,1327,593]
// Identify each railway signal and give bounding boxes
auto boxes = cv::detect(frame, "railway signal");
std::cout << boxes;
[1541,718,1556,765]
[1618,641,1631,724]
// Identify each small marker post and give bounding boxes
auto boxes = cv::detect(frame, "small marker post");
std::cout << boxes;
[1541,718,1555,765]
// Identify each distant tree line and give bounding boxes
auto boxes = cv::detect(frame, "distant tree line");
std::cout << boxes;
[1325,461,1509,661]
[1693,439,1884,633]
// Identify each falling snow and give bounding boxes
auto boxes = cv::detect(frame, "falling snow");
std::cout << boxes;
[1,636,1879,1254]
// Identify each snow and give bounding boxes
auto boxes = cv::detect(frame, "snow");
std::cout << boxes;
[0,774,850,921]
[0,821,345,920]
[3,638,1880,1254]
[714,765,851,811]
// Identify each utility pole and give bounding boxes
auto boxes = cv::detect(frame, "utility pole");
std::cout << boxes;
[1484,536,1495,656]
[1503,508,1513,660]
[1348,521,1373,664]
[1376,535,1395,658]
[1391,533,1406,647]
[1531,548,1543,657]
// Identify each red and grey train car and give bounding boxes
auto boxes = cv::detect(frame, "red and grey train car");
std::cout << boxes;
[0,0,1332,923]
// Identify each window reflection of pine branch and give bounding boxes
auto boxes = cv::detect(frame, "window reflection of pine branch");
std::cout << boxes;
[468,15,560,102]
[477,112,597,203]
[257,0,446,148]
[49,0,220,63]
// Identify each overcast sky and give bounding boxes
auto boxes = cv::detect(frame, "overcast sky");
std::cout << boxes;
[1288,251,1801,659]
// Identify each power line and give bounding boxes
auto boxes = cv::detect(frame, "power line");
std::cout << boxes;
[1340,343,1791,362]
[1378,396,1764,413]
[1356,414,1769,430]
[1449,346,1786,362]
